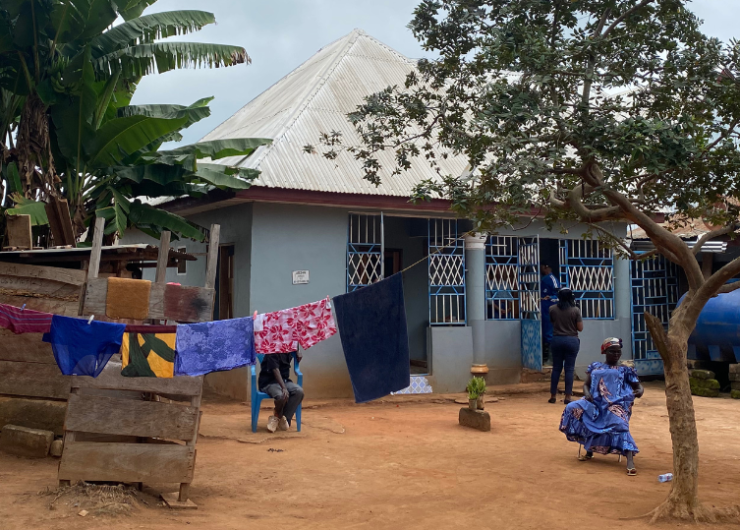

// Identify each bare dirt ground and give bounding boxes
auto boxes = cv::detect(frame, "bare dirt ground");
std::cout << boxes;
[1,382,739,530]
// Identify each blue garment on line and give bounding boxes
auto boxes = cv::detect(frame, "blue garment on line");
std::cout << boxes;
[43,315,125,377]
[559,362,641,456]
[333,273,410,403]
[174,316,256,377]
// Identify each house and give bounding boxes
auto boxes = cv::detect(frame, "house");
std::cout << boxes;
[125,30,636,400]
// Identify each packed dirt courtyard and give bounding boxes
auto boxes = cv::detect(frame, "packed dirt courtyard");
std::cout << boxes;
[1,383,739,530]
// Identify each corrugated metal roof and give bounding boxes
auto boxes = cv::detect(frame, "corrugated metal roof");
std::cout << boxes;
[200,29,469,197]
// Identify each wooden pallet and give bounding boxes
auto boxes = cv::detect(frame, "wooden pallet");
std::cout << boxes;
[56,219,220,505]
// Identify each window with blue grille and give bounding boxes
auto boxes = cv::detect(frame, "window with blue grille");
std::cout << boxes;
[428,219,466,325]
[485,236,520,320]
[347,214,383,292]
[559,240,615,319]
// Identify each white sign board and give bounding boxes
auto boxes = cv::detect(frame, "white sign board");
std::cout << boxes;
[292,270,310,285]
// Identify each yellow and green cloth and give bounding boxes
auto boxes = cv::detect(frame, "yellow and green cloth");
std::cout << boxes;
[121,332,175,378]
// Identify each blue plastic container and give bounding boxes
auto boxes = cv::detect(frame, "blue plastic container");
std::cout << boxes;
[680,287,740,362]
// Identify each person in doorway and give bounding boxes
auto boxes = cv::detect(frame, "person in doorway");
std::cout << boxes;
[540,264,560,362]
[559,338,644,476]
[258,351,304,432]
[548,288,582,404]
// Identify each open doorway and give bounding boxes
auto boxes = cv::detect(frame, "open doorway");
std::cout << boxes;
[214,244,234,320]
[539,238,561,278]
[383,216,429,374]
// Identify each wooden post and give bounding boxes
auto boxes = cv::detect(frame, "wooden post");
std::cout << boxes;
[155,231,171,284]
[88,217,105,280]
[204,225,220,290]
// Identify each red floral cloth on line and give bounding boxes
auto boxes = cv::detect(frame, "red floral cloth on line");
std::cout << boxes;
[254,298,337,354]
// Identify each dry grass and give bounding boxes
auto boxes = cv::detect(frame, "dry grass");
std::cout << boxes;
[41,482,153,517]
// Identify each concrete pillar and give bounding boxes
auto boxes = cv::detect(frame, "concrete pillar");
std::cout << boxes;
[465,233,488,375]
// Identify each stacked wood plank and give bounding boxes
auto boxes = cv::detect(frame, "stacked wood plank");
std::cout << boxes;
[0,263,84,404]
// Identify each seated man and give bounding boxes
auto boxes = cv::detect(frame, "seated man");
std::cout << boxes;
[258,351,304,433]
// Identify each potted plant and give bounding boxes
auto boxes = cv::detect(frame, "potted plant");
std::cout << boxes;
[466,377,486,410]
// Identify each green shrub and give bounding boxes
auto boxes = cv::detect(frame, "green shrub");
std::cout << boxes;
[466,376,486,400]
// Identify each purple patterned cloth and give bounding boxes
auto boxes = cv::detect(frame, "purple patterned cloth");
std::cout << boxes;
[174,317,256,377]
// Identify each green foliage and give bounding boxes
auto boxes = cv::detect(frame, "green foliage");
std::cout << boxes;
[7,194,48,225]
[313,0,740,242]
[0,0,266,241]
[466,376,486,400]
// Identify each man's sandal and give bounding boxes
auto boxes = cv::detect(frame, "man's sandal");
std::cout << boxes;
[578,453,594,461]
[627,468,637,476]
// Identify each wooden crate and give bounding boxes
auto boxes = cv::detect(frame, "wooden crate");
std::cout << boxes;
[59,362,204,502]
[56,221,220,506]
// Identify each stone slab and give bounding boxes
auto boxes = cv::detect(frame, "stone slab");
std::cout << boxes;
[689,369,715,380]
[730,372,740,382]
[729,364,740,374]
[690,378,719,391]
[732,381,740,391]
[0,424,53,458]
[687,360,711,370]
[0,397,66,436]
[690,386,719,398]
[458,408,491,432]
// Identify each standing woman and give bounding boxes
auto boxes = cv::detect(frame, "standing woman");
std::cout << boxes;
[547,288,583,404]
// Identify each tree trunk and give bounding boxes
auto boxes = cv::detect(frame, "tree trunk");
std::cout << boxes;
[644,312,713,522]
[14,92,58,199]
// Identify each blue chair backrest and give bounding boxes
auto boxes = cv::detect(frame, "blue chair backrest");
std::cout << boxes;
[255,352,298,366]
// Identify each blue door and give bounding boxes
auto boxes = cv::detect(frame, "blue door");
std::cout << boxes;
[519,236,542,371]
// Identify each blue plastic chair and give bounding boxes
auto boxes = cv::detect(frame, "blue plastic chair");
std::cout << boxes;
[250,352,302,432]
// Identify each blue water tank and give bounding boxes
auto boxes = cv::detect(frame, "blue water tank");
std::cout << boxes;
[680,288,740,362]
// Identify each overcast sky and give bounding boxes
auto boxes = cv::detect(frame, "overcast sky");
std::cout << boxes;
[131,0,740,146]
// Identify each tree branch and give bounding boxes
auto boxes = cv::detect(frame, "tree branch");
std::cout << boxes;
[717,280,740,295]
[589,222,681,263]
[692,223,738,256]
[601,0,655,38]
[584,163,705,289]
[695,256,740,303]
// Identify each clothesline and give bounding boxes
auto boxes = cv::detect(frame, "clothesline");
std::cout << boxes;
[398,229,476,276]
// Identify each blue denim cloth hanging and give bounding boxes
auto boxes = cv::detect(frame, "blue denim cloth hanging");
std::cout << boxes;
[43,315,125,377]
[333,273,410,403]
[175,316,257,377]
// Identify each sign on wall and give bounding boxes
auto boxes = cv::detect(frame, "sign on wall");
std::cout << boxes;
[292,270,310,285]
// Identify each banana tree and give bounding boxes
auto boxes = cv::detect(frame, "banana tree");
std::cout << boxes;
[0,0,255,241]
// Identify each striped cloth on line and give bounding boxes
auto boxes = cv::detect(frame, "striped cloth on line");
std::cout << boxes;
[0,303,53,334]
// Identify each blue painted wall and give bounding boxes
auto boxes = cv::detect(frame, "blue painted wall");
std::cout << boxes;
[249,202,353,398]
[123,204,633,397]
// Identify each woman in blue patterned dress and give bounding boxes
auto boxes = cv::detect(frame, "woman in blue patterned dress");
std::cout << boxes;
[559,337,644,476]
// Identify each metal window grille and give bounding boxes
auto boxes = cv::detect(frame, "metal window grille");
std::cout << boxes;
[519,237,541,319]
[429,219,466,325]
[485,236,520,320]
[630,256,679,360]
[559,239,615,319]
[347,213,383,292]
